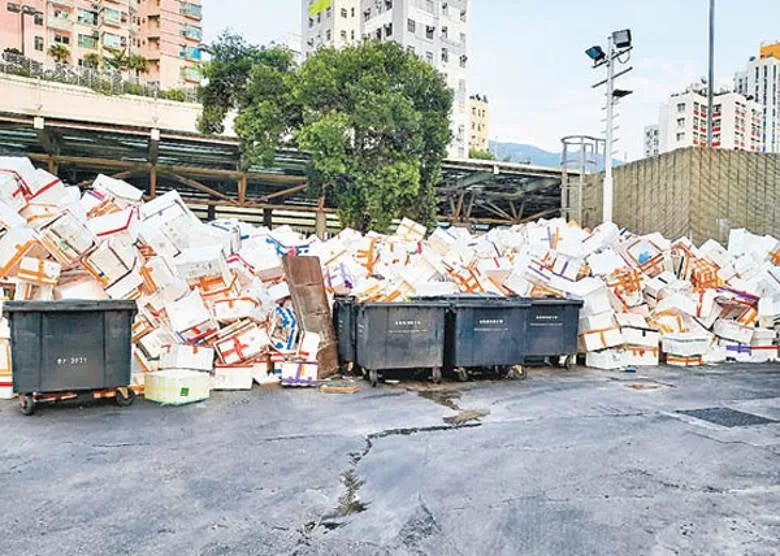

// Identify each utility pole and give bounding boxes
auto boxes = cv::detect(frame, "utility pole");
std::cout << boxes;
[603,34,616,224]
[707,0,715,147]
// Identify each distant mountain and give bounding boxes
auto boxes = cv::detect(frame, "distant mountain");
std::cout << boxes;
[488,141,622,171]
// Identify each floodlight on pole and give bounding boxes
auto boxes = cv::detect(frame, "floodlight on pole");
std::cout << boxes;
[612,29,632,49]
[586,28,634,225]
[585,46,606,63]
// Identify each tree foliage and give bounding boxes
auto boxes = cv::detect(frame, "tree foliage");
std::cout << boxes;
[48,44,70,64]
[469,149,495,160]
[83,53,101,69]
[104,48,148,74]
[199,35,452,232]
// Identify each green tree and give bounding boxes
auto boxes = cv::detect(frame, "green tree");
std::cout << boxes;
[48,44,70,64]
[104,48,148,75]
[200,37,452,232]
[83,53,101,69]
[469,149,495,160]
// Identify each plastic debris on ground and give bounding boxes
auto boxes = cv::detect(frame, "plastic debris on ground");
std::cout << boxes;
[0,156,776,406]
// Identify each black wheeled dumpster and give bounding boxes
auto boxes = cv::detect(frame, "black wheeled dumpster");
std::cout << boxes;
[523,298,583,369]
[332,295,358,370]
[355,301,448,386]
[444,296,531,381]
[3,300,138,415]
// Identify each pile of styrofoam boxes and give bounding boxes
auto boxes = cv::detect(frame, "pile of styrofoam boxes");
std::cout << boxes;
[0,154,777,392]
[0,157,326,402]
[312,216,778,370]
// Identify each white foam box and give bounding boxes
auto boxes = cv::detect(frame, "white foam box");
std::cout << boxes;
[215,321,271,365]
[581,327,624,352]
[750,328,777,362]
[212,364,254,390]
[579,311,616,334]
[144,369,211,405]
[666,354,704,367]
[655,292,698,317]
[213,297,261,324]
[586,349,626,370]
[0,337,12,399]
[713,319,755,345]
[623,346,660,366]
[580,286,613,317]
[160,344,214,372]
[662,333,711,357]
[719,339,753,363]
[280,360,318,387]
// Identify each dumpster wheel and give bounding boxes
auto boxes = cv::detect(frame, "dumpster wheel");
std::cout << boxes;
[506,365,527,381]
[432,367,442,384]
[369,369,379,388]
[115,388,135,407]
[564,355,575,370]
[18,394,35,416]
[455,367,470,382]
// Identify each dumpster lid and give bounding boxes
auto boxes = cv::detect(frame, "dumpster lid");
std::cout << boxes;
[526,297,584,307]
[3,300,138,314]
[360,301,450,308]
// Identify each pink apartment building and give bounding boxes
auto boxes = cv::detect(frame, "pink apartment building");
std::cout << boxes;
[0,0,202,89]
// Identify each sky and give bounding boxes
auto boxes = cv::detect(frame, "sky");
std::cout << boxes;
[202,0,780,161]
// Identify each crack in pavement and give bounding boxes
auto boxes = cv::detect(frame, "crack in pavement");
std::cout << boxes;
[294,421,484,551]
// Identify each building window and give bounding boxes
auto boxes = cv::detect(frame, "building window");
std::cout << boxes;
[34,13,43,25]
[441,26,448,39]
[351,30,355,40]
[78,9,98,26]
[34,36,44,51]
[460,32,466,44]
[426,26,435,40]
[54,34,69,45]
[351,7,355,17]
[677,117,685,128]
[308,17,313,27]
[677,102,685,113]
[459,54,467,68]
[341,30,347,40]
[326,29,331,41]
[326,7,331,18]
[407,18,415,33]
[407,45,415,54]
[441,48,448,63]
[676,132,685,141]
[426,51,433,64]
[442,2,448,14]
[341,8,347,17]
[385,23,393,37]
[78,34,98,49]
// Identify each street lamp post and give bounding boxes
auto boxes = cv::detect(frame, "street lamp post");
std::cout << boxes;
[585,30,634,224]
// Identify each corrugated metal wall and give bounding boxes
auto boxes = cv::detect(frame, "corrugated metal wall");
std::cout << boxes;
[582,147,780,244]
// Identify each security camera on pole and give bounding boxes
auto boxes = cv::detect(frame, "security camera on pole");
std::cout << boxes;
[585,30,634,224]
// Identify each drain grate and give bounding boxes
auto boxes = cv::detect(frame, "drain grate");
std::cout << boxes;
[677,407,777,428]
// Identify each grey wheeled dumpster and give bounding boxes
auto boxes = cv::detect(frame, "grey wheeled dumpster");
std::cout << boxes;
[445,296,531,381]
[523,298,583,368]
[3,300,138,415]
[355,302,448,386]
[332,295,358,370]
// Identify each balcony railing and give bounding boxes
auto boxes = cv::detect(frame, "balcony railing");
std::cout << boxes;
[48,16,73,31]
[0,51,198,102]
[179,2,202,20]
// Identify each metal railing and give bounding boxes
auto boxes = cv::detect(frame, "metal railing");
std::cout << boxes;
[0,51,199,103]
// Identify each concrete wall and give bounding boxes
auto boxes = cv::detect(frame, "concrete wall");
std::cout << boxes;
[583,147,780,244]
[0,73,235,135]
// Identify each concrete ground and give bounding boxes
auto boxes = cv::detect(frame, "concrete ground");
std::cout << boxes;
[1,363,778,556]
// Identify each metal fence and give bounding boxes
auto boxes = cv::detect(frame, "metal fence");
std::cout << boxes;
[0,51,198,102]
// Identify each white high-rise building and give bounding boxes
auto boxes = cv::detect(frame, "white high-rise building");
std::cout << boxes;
[359,0,471,158]
[734,43,780,153]
[301,0,471,159]
[302,0,361,55]
[643,125,660,158]
[658,85,763,154]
